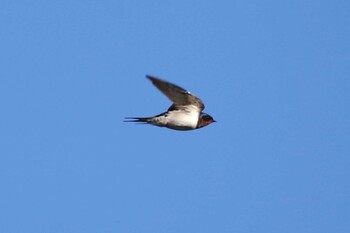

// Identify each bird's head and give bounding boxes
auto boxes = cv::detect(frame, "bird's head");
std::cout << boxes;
[197,113,216,128]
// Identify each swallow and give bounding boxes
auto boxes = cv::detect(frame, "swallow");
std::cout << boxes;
[124,75,216,130]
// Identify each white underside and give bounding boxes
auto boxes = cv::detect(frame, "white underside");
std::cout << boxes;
[151,106,200,130]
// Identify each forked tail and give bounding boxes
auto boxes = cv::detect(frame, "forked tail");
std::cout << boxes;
[123,117,152,123]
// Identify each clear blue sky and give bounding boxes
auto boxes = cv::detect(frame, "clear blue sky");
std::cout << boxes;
[0,1,349,232]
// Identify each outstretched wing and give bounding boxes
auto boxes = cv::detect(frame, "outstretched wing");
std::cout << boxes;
[146,75,205,111]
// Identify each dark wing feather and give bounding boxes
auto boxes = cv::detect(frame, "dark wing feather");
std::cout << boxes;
[146,75,205,111]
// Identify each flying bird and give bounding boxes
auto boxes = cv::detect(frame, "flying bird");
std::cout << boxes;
[124,75,216,130]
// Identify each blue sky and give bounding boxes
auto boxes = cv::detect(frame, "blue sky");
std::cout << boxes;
[0,0,349,232]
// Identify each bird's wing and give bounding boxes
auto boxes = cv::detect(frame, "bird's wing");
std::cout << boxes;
[146,75,205,111]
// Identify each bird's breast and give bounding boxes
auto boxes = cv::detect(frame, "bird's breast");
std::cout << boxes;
[165,110,199,130]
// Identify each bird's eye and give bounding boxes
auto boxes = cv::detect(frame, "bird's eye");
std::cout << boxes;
[203,115,211,121]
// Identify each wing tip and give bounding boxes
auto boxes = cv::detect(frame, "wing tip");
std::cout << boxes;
[145,74,160,83]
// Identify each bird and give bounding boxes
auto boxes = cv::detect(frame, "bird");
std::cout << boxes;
[124,75,216,130]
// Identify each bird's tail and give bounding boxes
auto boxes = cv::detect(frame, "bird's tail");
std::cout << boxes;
[124,117,152,123]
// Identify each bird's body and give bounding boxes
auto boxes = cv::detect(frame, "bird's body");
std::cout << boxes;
[125,75,215,130]
[130,105,201,130]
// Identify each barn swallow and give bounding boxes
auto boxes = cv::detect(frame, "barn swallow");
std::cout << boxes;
[124,75,216,130]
